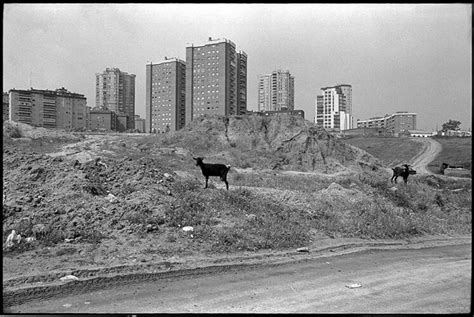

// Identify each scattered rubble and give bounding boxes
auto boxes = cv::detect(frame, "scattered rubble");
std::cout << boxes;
[296,247,310,252]
[60,275,79,282]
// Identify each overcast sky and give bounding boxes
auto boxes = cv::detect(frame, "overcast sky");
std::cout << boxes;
[3,3,472,131]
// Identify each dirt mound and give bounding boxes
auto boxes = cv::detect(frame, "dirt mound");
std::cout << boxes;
[2,147,195,252]
[160,114,382,173]
[3,121,84,142]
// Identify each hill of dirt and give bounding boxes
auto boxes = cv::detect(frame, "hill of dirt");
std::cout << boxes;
[158,114,383,173]
[2,116,471,295]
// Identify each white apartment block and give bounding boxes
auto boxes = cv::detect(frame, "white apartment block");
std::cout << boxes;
[315,84,353,131]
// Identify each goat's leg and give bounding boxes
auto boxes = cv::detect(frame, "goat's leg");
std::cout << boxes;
[205,177,209,189]
[224,180,229,190]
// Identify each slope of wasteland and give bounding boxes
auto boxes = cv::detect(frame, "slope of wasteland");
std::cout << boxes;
[2,115,471,289]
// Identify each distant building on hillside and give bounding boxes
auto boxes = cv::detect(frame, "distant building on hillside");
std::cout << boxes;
[185,37,247,124]
[8,87,88,130]
[116,113,128,132]
[341,127,392,137]
[437,129,471,137]
[408,130,433,138]
[89,108,117,131]
[145,58,186,133]
[357,111,416,136]
[134,115,146,132]
[96,67,136,130]
[315,84,353,132]
[258,70,294,112]
[3,92,9,121]
[254,109,304,119]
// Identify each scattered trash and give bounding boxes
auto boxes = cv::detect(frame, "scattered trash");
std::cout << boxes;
[389,187,398,192]
[345,282,362,289]
[106,193,117,203]
[84,301,91,305]
[296,247,309,252]
[5,230,22,248]
[164,173,171,179]
[182,226,194,232]
[25,237,36,243]
[63,303,72,308]
[146,224,158,232]
[60,275,79,281]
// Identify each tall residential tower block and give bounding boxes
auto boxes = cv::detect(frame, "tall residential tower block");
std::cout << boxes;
[145,58,186,133]
[95,67,136,129]
[258,70,294,112]
[185,38,247,124]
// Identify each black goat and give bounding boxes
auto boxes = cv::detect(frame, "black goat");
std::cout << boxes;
[391,164,416,184]
[193,157,231,190]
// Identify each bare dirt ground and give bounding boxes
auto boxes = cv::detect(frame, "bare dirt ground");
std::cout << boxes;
[3,119,471,313]
[6,239,471,313]
[409,137,443,175]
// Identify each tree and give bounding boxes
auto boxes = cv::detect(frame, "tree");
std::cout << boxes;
[441,119,461,131]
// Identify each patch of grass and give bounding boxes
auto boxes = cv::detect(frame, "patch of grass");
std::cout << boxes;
[161,187,312,252]
[428,137,472,173]
[232,172,332,193]
[343,137,423,166]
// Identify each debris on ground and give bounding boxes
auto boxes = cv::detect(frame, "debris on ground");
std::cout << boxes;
[345,282,362,289]
[296,247,310,252]
[60,275,79,282]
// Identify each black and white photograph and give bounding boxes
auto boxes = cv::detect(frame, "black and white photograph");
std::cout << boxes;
[2,3,471,313]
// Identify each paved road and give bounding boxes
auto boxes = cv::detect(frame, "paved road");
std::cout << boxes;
[7,243,471,314]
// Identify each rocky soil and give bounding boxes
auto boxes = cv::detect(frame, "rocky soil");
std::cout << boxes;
[2,115,470,304]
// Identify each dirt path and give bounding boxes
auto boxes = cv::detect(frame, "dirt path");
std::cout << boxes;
[408,137,443,175]
[7,242,471,313]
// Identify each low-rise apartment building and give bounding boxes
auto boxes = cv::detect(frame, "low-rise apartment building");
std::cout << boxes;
[89,108,117,131]
[357,111,416,136]
[8,87,88,130]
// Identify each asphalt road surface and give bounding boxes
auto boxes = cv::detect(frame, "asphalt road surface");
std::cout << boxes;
[7,243,471,313]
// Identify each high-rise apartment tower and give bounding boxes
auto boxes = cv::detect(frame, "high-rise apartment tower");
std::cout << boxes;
[95,67,136,129]
[315,84,353,132]
[185,37,247,124]
[258,70,294,112]
[145,58,186,133]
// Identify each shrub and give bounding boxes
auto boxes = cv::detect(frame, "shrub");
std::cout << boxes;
[8,125,22,138]
[164,191,217,228]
